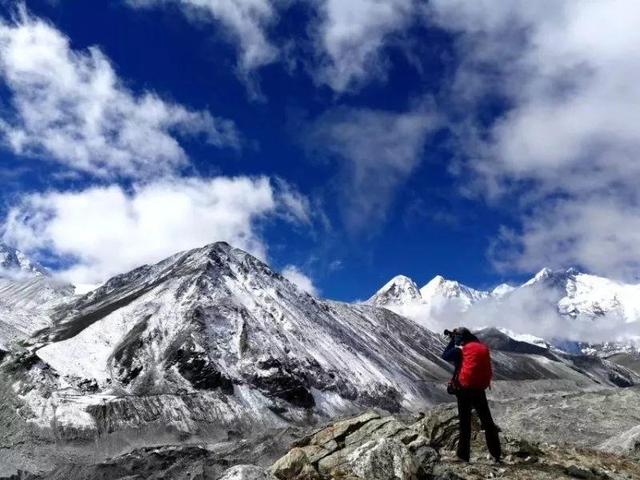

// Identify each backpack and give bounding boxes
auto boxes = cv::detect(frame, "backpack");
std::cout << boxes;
[458,341,492,389]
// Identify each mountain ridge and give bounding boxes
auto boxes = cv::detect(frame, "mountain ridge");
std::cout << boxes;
[370,267,640,348]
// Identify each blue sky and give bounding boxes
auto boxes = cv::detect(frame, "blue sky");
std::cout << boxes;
[1,1,639,300]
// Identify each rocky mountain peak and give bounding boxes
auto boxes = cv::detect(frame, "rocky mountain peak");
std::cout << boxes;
[420,275,462,295]
[420,275,487,305]
[0,244,48,277]
[523,267,583,289]
[521,267,554,287]
[368,274,421,306]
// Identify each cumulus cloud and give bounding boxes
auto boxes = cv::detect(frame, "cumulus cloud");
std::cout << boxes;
[307,106,438,233]
[426,0,640,279]
[127,0,277,75]
[311,0,416,92]
[462,286,640,344]
[281,265,319,296]
[492,197,640,281]
[0,8,238,179]
[1,176,309,284]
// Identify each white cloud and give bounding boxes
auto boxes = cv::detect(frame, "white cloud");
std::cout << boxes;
[126,0,421,93]
[394,286,640,344]
[1,176,308,284]
[312,0,416,92]
[272,177,312,225]
[127,0,278,74]
[492,197,640,281]
[307,106,438,233]
[0,8,238,179]
[281,265,318,296]
[427,0,640,279]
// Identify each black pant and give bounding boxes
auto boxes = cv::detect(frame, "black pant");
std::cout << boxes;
[456,388,501,461]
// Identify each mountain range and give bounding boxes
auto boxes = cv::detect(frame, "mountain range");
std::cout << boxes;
[1,242,640,476]
[368,268,640,352]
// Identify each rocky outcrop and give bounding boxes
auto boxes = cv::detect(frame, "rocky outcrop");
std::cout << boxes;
[264,409,640,480]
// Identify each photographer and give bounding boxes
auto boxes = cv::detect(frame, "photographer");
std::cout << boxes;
[442,327,501,463]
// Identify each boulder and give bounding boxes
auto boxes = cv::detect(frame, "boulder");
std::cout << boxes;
[270,448,319,480]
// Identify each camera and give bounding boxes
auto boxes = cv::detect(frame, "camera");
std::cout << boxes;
[443,329,455,337]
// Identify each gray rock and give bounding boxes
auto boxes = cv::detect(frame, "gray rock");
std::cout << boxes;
[297,441,338,464]
[308,410,380,447]
[343,417,395,446]
[270,448,311,480]
[343,437,419,480]
[317,442,362,475]
[218,465,272,480]
[406,435,439,473]
[565,465,596,479]
[414,405,461,451]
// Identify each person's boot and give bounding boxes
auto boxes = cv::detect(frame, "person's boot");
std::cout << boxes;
[455,450,470,463]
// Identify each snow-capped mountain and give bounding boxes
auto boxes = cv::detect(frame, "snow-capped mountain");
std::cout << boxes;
[0,276,75,349]
[368,273,492,335]
[420,275,489,307]
[0,244,47,277]
[11,242,458,438]
[372,267,640,322]
[369,274,487,311]
[368,275,422,306]
[1,242,637,460]
[371,268,640,355]
[520,267,640,322]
